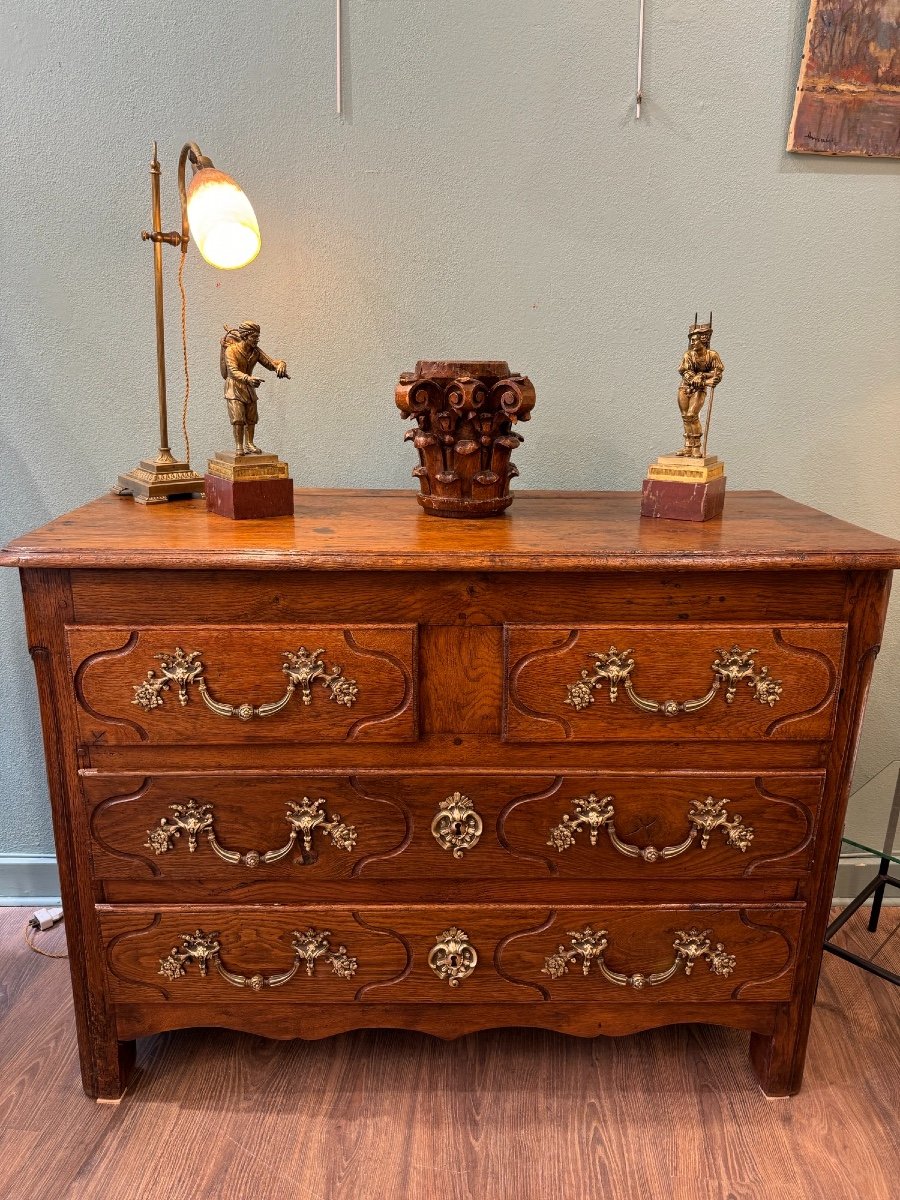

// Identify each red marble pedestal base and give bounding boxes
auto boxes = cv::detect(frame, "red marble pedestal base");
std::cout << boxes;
[204,474,295,520]
[640,475,726,523]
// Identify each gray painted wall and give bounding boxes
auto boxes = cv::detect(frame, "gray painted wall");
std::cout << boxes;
[1,0,898,861]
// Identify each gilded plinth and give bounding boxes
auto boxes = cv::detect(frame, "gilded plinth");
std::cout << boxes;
[206,451,290,483]
[646,454,725,484]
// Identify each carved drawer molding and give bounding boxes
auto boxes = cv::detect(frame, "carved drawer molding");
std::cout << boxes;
[504,623,845,742]
[67,624,418,746]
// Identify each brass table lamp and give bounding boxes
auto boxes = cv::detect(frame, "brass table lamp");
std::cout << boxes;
[115,142,261,503]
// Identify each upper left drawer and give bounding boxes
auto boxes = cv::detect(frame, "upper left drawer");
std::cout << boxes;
[66,625,418,745]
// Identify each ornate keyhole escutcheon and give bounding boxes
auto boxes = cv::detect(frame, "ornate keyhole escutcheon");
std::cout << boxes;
[428,927,478,987]
[430,792,483,858]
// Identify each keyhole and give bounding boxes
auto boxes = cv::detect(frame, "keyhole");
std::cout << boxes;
[448,953,460,969]
[451,821,464,836]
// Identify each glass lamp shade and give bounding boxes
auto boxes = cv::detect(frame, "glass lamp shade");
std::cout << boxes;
[185,167,261,269]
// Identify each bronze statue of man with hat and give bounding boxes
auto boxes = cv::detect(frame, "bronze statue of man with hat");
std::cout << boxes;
[676,314,724,458]
[220,321,290,457]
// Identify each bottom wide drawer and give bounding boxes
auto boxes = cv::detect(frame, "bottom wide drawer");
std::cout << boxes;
[100,903,804,1007]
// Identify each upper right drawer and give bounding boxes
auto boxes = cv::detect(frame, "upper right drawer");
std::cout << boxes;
[504,623,846,742]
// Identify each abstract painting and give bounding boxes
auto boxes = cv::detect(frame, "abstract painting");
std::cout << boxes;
[788,0,900,157]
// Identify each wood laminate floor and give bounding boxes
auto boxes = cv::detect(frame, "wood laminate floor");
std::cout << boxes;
[0,907,897,1200]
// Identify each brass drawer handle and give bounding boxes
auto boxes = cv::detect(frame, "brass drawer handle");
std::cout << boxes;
[158,927,358,992]
[542,926,736,990]
[565,644,782,717]
[428,928,478,987]
[430,792,483,858]
[144,797,357,868]
[131,646,359,720]
[547,792,753,861]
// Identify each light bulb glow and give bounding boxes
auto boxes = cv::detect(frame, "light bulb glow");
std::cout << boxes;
[186,168,260,269]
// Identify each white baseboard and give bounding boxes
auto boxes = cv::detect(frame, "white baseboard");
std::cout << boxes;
[0,855,61,905]
[0,852,896,908]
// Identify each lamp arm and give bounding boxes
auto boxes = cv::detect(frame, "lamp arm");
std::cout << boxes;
[177,142,215,250]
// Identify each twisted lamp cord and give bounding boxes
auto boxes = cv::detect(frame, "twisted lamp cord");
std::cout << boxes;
[177,250,192,467]
[24,921,68,959]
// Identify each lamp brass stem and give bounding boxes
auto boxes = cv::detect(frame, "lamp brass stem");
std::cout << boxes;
[149,146,174,465]
[113,140,207,502]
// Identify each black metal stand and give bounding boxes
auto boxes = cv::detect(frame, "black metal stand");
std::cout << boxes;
[824,857,900,986]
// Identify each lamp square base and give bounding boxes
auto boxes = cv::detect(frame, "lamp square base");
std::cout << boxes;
[640,475,726,523]
[204,473,295,520]
[113,460,205,504]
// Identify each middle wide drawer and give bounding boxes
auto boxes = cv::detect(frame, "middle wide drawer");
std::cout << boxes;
[85,771,823,887]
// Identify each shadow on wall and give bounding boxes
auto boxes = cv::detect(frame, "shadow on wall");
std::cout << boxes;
[0,438,57,858]
[0,439,53,548]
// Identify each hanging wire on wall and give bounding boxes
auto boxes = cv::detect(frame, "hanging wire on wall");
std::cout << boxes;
[336,0,343,115]
[636,0,646,118]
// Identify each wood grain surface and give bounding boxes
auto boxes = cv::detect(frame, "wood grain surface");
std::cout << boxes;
[69,567,851,626]
[5,489,900,572]
[1,905,897,1200]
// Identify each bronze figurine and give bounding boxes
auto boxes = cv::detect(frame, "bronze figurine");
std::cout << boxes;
[220,321,290,456]
[641,314,728,521]
[676,314,724,458]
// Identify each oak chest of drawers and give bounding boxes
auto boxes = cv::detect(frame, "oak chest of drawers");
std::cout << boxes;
[5,488,900,1099]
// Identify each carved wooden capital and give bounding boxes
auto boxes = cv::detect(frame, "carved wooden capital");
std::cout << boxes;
[396,360,536,517]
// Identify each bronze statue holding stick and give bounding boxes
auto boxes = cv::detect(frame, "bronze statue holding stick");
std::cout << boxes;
[676,313,724,458]
[640,312,728,522]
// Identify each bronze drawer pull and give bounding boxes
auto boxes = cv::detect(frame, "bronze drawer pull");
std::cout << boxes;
[547,792,753,861]
[158,927,358,992]
[428,928,478,987]
[542,926,736,990]
[131,646,359,720]
[144,797,357,868]
[430,792,483,858]
[564,644,782,717]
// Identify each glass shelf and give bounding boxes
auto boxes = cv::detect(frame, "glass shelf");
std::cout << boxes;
[842,759,900,867]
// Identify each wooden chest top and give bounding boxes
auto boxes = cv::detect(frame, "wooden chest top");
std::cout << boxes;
[4,489,900,573]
